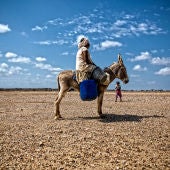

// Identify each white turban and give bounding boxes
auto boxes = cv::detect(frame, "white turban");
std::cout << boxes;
[78,37,90,48]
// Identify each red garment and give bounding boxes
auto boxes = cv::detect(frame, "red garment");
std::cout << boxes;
[115,84,122,98]
[116,89,122,97]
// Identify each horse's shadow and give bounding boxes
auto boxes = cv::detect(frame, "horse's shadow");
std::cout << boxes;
[74,113,165,123]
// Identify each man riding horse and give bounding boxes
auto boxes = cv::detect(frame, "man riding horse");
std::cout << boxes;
[54,37,129,119]
[76,37,109,85]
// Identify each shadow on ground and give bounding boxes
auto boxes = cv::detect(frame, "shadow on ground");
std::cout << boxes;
[65,114,164,123]
[99,114,164,123]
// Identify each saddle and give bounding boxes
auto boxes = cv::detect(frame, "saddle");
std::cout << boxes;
[72,70,94,84]
[73,66,110,85]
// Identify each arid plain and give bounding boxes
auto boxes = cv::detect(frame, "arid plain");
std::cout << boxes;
[0,91,169,169]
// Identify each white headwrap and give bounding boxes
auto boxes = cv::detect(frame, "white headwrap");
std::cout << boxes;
[78,37,90,48]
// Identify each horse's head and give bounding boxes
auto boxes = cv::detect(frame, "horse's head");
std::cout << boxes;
[110,54,129,84]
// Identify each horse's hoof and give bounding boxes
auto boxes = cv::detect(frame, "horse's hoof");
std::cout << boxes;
[54,116,58,120]
[54,116,62,120]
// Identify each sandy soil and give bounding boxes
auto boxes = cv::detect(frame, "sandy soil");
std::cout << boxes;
[0,91,169,169]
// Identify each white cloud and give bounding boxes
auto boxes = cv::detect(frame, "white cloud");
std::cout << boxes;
[47,18,63,26]
[133,64,147,71]
[32,25,47,32]
[114,20,127,26]
[34,41,51,45]
[130,51,151,62]
[5,52,31,64]
[94,40,122,50]
[134,22,164,35]
[155,67,170,75]
[1,63,8,68]
[0,63,23,76]
[35,63,62,72]
[0,63,8,71]
[87,27,100,33]
[8,56,31,63]
[5,52,17,58]
[8,66,23,75]
[123,14,135,19]
[34,40,68,45]
[138,23,148,32]
[29,9,166,50]
[0,63,9,74]
[30,8,166,49]
[36,57,46,62]
[46,74,53,78]
[53,40,68,45]
[151,57,170,65]
[0,24,11,33]
[35,63,50,70]
[101,40,122,48]
[111,18,165,38]
[61,52,69,56]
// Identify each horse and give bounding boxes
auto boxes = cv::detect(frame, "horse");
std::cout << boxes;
[54,54,129,120]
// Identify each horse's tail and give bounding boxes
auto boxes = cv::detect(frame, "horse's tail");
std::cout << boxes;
[57,74,60,91]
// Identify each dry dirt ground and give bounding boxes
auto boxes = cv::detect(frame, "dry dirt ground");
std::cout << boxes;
[0,91,169,170]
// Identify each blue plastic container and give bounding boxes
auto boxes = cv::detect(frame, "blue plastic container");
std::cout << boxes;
[80,80,98,101]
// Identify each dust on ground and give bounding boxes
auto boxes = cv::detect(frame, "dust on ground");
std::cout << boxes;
[0,91,169,169]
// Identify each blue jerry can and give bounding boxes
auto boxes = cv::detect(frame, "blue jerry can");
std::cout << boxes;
[80,80,98,101]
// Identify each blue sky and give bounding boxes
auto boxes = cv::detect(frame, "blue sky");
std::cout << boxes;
[0,0,170,90]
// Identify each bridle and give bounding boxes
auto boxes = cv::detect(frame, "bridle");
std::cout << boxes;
[104,63,127,80]
[104,65,120,80]
[118,65,128,78]
[113,65,122,76]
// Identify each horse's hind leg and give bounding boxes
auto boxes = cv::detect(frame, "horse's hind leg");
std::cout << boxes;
[54,89,67,120]
[97,91,104,117]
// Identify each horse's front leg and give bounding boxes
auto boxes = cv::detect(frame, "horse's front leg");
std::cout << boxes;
[97,91,104,117]
[54,89,67,120]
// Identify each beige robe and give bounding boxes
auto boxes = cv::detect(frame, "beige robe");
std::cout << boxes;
[76,47,96,83]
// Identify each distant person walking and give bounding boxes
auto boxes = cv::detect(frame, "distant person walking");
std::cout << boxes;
[115,81,122,102]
